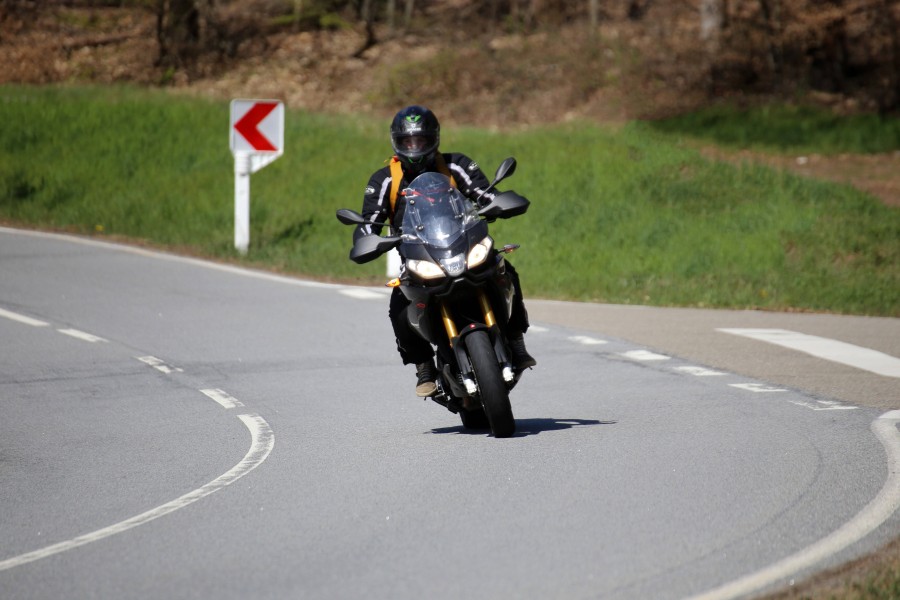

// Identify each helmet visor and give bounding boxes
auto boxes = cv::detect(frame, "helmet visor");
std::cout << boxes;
[392,133,438,161]
[397,135,431,153]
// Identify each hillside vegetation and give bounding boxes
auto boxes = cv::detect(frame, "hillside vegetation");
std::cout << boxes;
[2,0,899,124]
[1,85,897,316]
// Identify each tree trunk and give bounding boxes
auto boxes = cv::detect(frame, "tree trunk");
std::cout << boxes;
[700,0,723,47]
[589,0,599,27]
[292,0,303,32]
[353,0,377,57]
[758,0,784,90]
[156,0,200,69]
[404,0,414,28]
[890,0,900,111]
[386,0,395,32]
[527,0,542,26]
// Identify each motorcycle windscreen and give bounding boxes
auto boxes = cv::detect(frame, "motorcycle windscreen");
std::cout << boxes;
[400,172,480,249]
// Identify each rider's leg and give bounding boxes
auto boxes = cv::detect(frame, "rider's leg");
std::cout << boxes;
[505,263,537,370]
[389,288,438,396]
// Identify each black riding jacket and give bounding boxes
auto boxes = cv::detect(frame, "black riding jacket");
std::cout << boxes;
[354,152,496,242]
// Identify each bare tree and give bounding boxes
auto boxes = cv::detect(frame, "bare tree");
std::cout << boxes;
[404,0,414,27]
[353,0,376,57]
[700,0,723,47]
[589,0,599,26]
[888,0,900,111]
[156,0,201,69]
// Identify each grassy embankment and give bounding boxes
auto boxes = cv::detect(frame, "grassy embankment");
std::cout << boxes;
[0,85,897,316]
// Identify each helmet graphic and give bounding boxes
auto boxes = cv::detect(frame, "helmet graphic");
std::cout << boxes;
[390,105,440,174]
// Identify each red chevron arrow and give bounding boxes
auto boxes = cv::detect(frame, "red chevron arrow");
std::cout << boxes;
[234,102,278,151]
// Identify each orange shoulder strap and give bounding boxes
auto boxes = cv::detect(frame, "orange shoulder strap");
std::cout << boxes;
[389,157,404,220]
[389,154,458,221]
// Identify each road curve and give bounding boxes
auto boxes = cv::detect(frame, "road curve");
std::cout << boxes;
[0,227,897,600]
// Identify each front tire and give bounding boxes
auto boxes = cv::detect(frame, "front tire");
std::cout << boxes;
[460,406,490,430]
[466,331,516,438]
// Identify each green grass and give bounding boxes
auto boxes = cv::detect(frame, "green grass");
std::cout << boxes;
[1,84,898,316]
[645,103,900,155]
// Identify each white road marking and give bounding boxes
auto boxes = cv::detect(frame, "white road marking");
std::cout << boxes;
[57,329,107,343]
[622,349,670,361]
[0,307,49,327]
[528,325,549,333]
[339,288,389,300]
[729,383,787,393]
[0,413,274,572]
[201,388,244,409]
[687,411,900,600]
[718,328,900,378]
[789,399,858,411]
[569,335,608,346]
[137,356,184,374]
[675,366,726,377]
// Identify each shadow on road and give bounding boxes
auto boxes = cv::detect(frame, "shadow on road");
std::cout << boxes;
[430,418,615,437]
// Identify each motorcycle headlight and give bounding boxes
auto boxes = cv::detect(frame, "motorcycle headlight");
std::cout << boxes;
[467,237,493,268]
[407,259,444,279]
[439,254,466,277]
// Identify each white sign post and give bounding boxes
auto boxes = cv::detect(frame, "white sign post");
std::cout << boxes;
[387,248,402,278]
[229,99,284,255]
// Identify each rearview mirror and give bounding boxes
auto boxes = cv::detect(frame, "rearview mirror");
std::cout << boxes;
[493,157,517,183]
[336,208,366,226]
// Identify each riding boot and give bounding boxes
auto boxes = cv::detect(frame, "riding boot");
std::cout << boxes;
[415,360,438,397]
[508,332,537,371]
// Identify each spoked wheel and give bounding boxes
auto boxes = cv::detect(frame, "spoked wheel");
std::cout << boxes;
[466,330,516,438]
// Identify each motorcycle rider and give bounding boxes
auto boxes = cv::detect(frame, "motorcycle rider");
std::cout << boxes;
[355,105,536,397]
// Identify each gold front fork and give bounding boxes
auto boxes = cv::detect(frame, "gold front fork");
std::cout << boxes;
[440,290,496,347]
[477,289,497,327]
[440,301,459,345]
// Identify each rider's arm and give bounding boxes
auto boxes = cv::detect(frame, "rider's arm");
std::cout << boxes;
[446,153,496,206]
[354,167,393,242]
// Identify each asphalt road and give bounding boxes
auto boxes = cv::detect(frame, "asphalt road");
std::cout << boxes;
[1,227,898,600]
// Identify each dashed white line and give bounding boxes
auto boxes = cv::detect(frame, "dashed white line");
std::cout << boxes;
[0,412,274,572]
[729,383,787,393]
[675,366,726,377]
[789,399,858,411]
[622,349,670,361]
[201,388,244,409]
[58,329,107,343]
[0,307,49,327]
[569,335,608,346]
[137,356,184,374]
[718,328,900,378]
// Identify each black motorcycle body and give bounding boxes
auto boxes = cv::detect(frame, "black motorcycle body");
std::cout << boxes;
[337,158,529,438]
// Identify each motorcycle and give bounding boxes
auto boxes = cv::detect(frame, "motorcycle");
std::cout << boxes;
[336,158,530,438]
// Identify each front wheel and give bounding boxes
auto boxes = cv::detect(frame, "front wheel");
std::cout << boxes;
[459,406,490,430]
[466,331,515,438]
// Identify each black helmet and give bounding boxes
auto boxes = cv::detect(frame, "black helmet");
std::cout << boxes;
[390,105,440,173]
